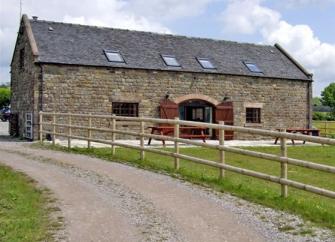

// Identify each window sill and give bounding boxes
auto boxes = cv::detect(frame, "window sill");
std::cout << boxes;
[244,123,263,128]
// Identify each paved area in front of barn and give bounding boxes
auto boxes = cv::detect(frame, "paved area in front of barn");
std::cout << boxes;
[52,137,319,148]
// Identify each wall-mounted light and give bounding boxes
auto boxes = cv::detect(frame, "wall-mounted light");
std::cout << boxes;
[165,92,170,99]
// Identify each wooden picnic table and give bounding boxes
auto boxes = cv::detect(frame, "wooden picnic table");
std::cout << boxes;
[274,128,320,145]
[147,126,209,146]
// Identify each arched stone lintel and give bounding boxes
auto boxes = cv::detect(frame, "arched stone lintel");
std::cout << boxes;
[173,94,220,106]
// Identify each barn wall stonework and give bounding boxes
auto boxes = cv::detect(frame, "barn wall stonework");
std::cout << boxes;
[37,64,309,140]
[10,27,40,139]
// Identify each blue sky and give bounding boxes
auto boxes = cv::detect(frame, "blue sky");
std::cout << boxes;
[1,0,335,96]
[170,1,335,43]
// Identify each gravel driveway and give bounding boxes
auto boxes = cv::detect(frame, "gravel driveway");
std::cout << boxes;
[0,139,333,242]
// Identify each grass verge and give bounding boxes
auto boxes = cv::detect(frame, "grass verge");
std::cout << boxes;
[0,164,60,242]
[36,143,335,232]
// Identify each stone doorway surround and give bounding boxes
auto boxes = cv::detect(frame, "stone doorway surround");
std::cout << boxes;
[173,94,220,106]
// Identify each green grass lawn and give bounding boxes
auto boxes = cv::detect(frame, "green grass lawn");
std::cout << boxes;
[0,164,56,242]
[313,121,335,137]
[40,143,335,232]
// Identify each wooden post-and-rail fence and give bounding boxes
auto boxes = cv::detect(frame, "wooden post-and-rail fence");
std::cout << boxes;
[314,121,335,137]
[38,111,335,200]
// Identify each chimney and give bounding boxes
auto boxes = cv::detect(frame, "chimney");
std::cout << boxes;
[32,16,38,21]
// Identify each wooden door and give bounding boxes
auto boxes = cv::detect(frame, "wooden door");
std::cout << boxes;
[215,101,234,140]
[159,99,178,125]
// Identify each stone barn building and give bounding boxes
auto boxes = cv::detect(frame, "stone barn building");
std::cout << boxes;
[10,15,313,140]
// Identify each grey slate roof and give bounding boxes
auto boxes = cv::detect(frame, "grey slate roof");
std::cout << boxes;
[30,19,311,81]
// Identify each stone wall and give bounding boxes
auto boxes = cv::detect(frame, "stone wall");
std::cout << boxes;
[10,24,40,140]
[39,64,310,140]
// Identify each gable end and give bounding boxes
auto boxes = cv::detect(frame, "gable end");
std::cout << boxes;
[10,14,39,66]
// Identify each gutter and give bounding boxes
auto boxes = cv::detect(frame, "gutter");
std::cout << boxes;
[35,61,311,82]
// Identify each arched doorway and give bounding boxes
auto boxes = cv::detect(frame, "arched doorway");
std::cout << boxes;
[178,99,214,137]
[178,99,213,123]
[159,95,234,140]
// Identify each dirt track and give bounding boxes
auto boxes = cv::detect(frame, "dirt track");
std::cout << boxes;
[0,138,333,242]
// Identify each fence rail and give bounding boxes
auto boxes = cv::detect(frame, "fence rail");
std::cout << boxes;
[39,112,335,199]
[313,121,335,137]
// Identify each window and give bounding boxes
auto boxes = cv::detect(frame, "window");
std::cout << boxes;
[104,50,125,63]
[161,55,181,67]
[112,102,138,117]
[246,108,261,123]
[197,58,215,69]
[19,48,25,69]
[243,61,262,73]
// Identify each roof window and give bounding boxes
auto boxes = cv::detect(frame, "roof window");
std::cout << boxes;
[243,61,262,73]
[161,55,181,67]
[197,58,215,69]
[104,50,125,63]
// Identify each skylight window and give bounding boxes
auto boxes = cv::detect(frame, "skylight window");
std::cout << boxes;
[161,55,181,67]
[197,58,215,69]
[243,61,262,73]
[104,50,125,63]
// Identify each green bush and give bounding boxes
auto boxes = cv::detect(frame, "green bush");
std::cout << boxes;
[0,87,10,109]
[328,112,335,121]
[313,112,328,120]
[313,112,335,121]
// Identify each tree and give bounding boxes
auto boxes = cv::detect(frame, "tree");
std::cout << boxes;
[321,83,335,108]
[0,87,10,109]
[321,83,335,120]
[312,97,322,106]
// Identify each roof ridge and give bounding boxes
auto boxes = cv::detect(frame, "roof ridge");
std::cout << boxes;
[26,15,311,81]
[29,17,274,48]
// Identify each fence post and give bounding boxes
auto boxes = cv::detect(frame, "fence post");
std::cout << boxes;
[52,112,56,146]
[219,121,225,179]
[174,117,180,170]
[68,115,72,149]
[140,118,145,161]
[88,113,92,149]
[39,111,43,143]
[280,129,288,198]
[112,115,116,156]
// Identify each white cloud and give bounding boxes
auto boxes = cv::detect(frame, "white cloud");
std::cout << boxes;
[284,0,335,8]
[62,14,170,34]
[0,0,215,83]
[220,0,335,95]
[127,0,213,21]
[221,0,280,35]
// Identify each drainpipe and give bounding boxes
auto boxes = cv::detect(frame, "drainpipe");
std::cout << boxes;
[37,64,44,140]
[307,79,313,129]
[39,64,44,112]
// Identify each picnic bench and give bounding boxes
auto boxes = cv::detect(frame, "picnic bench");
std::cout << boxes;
[147,126,209,146]
[274,128,320,145]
